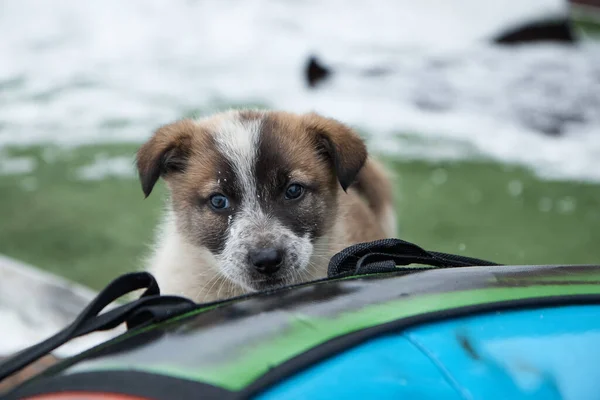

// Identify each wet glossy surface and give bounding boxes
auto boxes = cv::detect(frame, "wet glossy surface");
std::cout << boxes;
[257,334,461,400]
[44,265,600,391]
[258,305,600,399]
[404,304,600,400]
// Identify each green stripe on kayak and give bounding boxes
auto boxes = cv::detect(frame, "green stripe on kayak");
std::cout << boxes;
[69,281,600,390]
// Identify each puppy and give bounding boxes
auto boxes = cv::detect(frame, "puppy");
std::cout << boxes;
[136,110,396,302]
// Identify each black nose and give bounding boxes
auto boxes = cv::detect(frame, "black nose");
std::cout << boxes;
[249,248,283,275]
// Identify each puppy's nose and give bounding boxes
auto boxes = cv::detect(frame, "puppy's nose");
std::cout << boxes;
[249,248,283,275]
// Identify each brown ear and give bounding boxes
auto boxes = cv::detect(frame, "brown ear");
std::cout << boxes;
[306,113,367,191]
[136,120,194,197]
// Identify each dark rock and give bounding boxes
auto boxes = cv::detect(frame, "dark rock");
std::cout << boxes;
[494,18,575,45]
[305,56,331,88]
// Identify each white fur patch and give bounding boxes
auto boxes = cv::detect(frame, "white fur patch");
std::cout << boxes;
[381,204,398,238]
[146,207,229,302]
[211,113,262,205]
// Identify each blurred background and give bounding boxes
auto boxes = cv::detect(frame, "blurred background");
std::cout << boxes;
[1,0,599,293]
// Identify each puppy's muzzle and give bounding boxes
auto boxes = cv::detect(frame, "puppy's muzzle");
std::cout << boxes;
[249,248,283,275]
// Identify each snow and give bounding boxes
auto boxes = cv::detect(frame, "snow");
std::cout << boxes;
[75,154,136,180]
[0,255,123,357]
[0,154,37,175]
[0,0,599,182]
[0,0,599,359]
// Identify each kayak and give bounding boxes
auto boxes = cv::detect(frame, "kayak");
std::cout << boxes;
[1,239,599,400]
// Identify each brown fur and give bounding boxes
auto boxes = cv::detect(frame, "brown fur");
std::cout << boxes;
[137,109,397,301]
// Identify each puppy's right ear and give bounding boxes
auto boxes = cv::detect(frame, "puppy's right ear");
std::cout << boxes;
[136,120,194,197]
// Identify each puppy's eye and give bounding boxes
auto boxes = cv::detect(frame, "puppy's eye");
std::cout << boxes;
[284,184,304,200]
[209,194,230,211]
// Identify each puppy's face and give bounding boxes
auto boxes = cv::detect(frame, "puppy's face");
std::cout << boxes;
[137,110,366,292]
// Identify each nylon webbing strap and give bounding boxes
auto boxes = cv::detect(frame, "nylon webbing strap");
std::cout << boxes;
[328,238,501,277]
[0,272,195,383]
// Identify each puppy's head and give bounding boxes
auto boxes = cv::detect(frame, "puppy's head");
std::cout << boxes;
[137,110,367,292]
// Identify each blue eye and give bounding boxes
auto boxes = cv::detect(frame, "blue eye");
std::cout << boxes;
[209,194,230,211]
[285,184,304,200]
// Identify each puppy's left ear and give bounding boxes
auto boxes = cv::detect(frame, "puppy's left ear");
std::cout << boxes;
[306,113,367,191]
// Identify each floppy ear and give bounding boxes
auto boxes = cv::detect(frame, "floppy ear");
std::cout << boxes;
[136,120,194,197]
[306,113,367,191]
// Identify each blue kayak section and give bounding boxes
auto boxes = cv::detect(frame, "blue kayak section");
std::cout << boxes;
[257,332,461,400]
[258,305,600,399]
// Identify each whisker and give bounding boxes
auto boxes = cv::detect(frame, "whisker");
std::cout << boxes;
[202,273,226,301]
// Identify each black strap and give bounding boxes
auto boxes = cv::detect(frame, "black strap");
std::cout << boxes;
[0,240,499,385]
[0,272,195,383]
[328,238,501,277]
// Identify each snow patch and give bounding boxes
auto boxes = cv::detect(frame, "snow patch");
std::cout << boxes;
[0,255,123,357]
[75,154,136,180]
[0,154,37,175]
[0,0,598,182]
